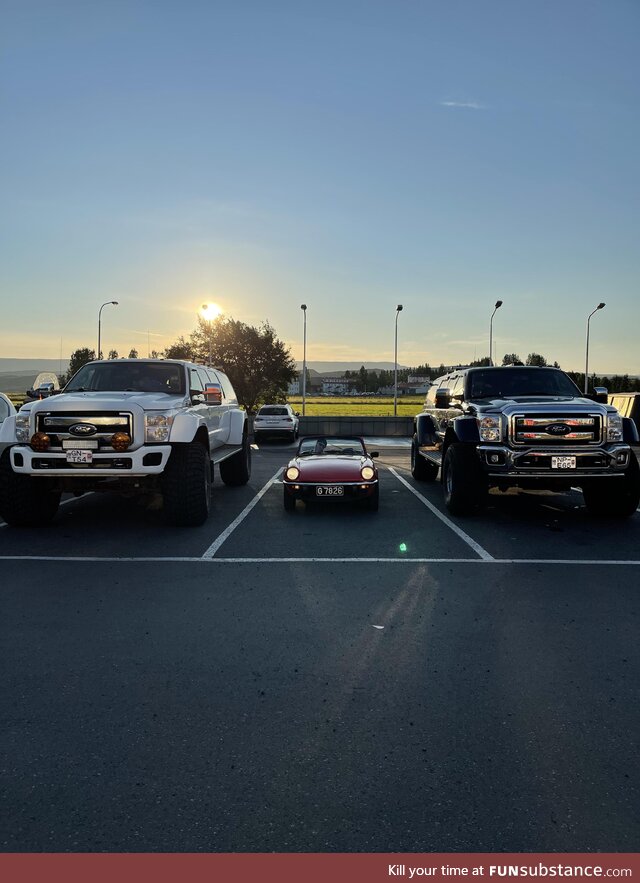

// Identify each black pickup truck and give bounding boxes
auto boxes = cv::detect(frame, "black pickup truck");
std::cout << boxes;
[411,365,640,517]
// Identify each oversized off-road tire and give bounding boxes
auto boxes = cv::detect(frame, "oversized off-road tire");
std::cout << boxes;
[161,442,211,526]
[365,484,379,511]
[411,435,439,481]
[582,452,640,517]
[442,443,488,516]
[219,432,251,487]
[283,488,296,512]
[0,452,61,527]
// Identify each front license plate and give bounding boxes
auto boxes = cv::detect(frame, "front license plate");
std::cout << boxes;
[316,486,344,497]
[551,456,576,469]
[66,450,93,464]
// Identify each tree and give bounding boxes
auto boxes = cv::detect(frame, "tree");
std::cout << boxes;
[108,349,119,360]
[164,336,196,360]
[169,315,297,412]
[62,347,96,384]
[502,353,524,366]
[526,353,548,367]
[128,348,139,359]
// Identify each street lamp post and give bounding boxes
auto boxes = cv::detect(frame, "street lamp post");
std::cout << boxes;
[301,304,307,416]
[489,300,503,366]
[201,304,213,364]
[585,302,606,394]
[394,305,403,416]
[97,301,118,360]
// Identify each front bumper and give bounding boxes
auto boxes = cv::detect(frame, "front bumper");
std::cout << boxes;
[476,443,631,478]
[283,479,378,501]
[9,444,172,477]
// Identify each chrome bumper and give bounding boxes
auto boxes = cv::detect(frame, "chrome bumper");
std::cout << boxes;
[477,444,631,478]
[9,444,172,477]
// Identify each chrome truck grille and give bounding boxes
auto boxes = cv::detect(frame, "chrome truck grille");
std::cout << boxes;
[36,412,133,449]
[511,414,601,446]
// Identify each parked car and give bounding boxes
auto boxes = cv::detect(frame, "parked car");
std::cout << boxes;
[0,392,16,425]
[253,404,299,443]
[411,365,640,517]
[0,359,251,527]
[282,435,379,511]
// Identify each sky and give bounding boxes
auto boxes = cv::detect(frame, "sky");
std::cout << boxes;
[1,0,639,374]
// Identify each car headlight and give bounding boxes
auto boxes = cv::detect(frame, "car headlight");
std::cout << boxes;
[15,413,31,442]
[478,415,501,442]
[361,465,375,481]
[285,466,300,481]
[607,413,623,442]
[145,412,175,443]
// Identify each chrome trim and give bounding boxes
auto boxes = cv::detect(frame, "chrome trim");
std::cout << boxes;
[283,480,378,487]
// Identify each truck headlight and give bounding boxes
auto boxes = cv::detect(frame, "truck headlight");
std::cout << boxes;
[145,412,175,443]
[478,415,501,442]
[15,413,31,442]
[607,413,623,442]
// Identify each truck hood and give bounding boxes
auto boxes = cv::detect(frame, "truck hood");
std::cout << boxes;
[18,391,186,414]
[471,396,612,417]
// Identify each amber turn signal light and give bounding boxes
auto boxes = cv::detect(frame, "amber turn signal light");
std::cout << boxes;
[111,432,131,451]
[30,432,51,452]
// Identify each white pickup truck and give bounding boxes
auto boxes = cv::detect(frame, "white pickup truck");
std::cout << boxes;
[0,359,251,527]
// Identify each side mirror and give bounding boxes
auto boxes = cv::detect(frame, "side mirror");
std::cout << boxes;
[204,382,223,405]
[369,451,379,458]
[190,390,205,404]
[592,386,608,404]
[434,388,451,408]
[295,411,300,417]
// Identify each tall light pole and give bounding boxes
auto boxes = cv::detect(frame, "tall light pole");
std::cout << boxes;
[585,302,606,394]
[97,301,118,360]
[202,304,221,365]
[489,300,503,366]
[394,304,403,416]
[301,304,307,416]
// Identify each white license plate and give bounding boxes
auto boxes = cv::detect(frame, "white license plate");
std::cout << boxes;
[66,450,93,464]
[316,486,344,497]
[551,456,576,469]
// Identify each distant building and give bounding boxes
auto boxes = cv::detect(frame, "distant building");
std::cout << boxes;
[321,376,357,395]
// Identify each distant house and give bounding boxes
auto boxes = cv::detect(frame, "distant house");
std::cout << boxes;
[379,381,430,396]
[321,376,357,395]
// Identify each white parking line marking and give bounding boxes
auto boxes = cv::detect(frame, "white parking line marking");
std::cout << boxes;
[388,467,494,561]
[0,556,639,564]
[201,467,283,559]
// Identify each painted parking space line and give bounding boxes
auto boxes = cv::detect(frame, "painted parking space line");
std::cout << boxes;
[201,467,283,559]
[388,467,494,561]
[0,556,639,564]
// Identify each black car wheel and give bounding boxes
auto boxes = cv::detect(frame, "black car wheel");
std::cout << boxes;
[442,443,487,516]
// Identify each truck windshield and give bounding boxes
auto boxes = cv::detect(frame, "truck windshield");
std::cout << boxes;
[468,368,581,399]
[65,362,186,394]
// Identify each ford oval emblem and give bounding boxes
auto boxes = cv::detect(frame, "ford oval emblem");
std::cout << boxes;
[546,423,571,436]
[69,423,97,436]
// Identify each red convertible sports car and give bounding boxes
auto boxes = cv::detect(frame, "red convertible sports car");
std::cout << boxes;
[282,436,379,511]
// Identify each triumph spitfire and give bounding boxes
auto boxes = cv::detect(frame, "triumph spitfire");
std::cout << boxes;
[282,436,380,512]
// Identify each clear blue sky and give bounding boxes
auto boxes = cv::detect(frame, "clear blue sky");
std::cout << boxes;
[2,0,638,373]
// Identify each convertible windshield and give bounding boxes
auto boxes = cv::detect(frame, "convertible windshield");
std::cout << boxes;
[65,362,186,394]
[468,368,581,400]
[298,437,365,456]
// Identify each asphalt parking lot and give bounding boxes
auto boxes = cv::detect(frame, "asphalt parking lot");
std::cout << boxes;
[1,441,639,852]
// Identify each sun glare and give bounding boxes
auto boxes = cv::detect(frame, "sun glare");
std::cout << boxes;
[201,302,222,319]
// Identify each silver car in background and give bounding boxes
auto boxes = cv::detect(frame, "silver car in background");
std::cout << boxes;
[253,404,300,443]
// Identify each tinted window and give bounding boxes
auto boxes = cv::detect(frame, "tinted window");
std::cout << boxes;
[468,368,581,399]
[66,362,185,394]
[258,407,289,416]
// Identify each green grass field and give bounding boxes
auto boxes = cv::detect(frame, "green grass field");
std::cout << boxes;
[287,396,423,416]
